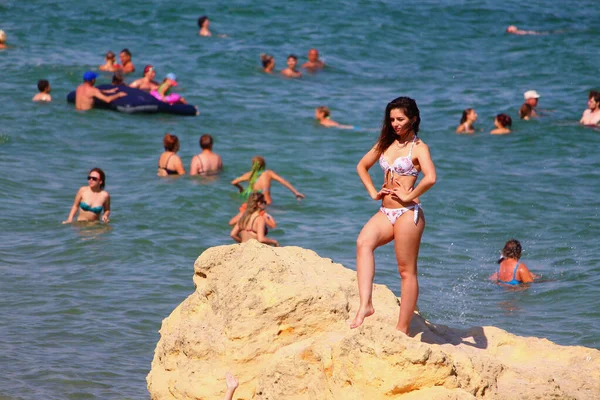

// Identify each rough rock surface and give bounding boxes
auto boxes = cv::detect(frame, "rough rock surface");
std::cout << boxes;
[147,241,600,399]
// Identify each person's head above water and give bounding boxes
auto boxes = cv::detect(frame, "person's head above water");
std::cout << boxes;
[197,15,209,28]
[143,65,155,78]
[495,113,512,128]
[506,25,518,33]
[0,29,6,44]
[105,50,116,61]
[120,48,132,64]
[287,54,298,69]
[588,90,600,110]
[499,239,522,263]
[251,156,266,171]
[260,54,274,69]
[163,133,180,152]
[89,167,106,190]
[200,134,213,150]
[519,103,533,119]
[37,79,50,93]
[376,97,420,155]
[112,70,124,85]
[460,108,477,124]
[308,48,320,62]
[83,71,98,83]
[524,90,540,107]
[315,106,330,119]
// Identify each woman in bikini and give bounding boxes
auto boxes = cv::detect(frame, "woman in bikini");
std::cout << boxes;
[456,108,477,134]
[350,97,436,334]
[157,133,185,176]
[230,193,279,246]
[63,168,111,224]
[231,156,305,205]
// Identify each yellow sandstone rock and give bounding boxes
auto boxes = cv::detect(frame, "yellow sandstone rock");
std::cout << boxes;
[147,240,600,399]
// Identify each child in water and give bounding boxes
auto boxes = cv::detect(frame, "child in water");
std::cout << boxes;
[32,79,52,102]
[489,239,538,285]
[151,73,187,104]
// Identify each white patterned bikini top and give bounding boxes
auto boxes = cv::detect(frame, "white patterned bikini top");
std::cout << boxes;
[379,136,419,177]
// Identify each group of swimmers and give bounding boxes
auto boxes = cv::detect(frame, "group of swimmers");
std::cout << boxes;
[456,89,600,134]
[260,48,325,77]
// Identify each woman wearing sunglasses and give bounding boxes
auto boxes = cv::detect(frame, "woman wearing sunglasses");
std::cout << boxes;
[63,168,111,224]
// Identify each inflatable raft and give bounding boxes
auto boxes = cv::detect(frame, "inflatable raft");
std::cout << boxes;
[67,85,198,116]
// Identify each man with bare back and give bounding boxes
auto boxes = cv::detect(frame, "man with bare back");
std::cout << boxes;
[75,71,126,111]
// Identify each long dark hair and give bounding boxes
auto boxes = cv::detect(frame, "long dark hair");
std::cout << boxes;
[460,108,473,124]
[375,97,420,156]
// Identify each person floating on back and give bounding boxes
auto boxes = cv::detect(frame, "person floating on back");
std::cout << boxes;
[190,134,223,176]
[75,71,126,111]
[32,79,52,102]
[456,108,478,134]
[580,90,600,126]
[490,114,512,135]
[315,106,354,129]
[281,54,302,78]
[490,239,538,285]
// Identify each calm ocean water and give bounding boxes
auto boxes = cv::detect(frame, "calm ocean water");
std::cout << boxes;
[1,0,599,398]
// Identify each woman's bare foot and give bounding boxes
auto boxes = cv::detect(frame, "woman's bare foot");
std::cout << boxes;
[349,305,375,329]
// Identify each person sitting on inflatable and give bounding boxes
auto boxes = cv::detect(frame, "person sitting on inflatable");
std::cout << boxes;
[151,73,187,105]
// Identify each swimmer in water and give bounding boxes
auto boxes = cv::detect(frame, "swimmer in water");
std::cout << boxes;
[198,15,211,37]
[506,25,544,35]
[119,48,135,73]
[190,134,223,176]
[490,114,512,135]
[456,108,477,134]
[0,29,8,49]
[579,90,600,126]
[75,71,126,111]
[99,51,121,72]
[32,79,52,102]
[489,239,538,285]
[315,106,354,129]
[522,90,540,117]
[111,70,127,86]
[63,168,111,224]
[281,54,302,78]
[302,48,325,71]
[230,192,279,247]
[519,103,533,120]
[157,133,185,176]
[350,97,436,333]
[151,73,187,104]
[260,54,275,74]
[129,65,159,92]
[231,156,305,205]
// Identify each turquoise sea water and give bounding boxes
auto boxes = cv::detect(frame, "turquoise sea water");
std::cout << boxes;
[1,0,599,398]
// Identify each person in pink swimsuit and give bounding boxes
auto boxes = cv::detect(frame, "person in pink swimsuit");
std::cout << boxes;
[350,97,437,334]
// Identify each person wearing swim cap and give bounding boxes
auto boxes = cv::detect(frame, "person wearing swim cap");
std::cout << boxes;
[129,65,159,92]
[119,48,135,73]
[75,71,126,111]
[0,29,8,49]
